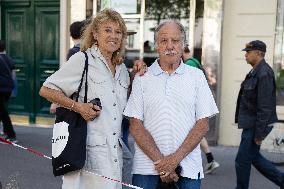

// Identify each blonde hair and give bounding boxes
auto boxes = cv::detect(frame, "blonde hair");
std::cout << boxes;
[80,9,127,65]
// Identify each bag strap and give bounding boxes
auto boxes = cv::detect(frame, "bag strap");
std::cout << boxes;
[74,51,89,103]
[83,52,88,103]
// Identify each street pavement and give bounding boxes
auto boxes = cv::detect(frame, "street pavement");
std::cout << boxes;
[1,125,284,189]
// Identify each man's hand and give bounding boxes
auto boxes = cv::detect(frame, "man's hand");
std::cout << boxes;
[254,138,263,145]
[50,103,58,114]
[132,60,147,76]
[160,172,179,183]
[154,154,180,176]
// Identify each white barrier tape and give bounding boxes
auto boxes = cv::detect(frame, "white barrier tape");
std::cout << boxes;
[0,136,143,189]
[83,170,143,189]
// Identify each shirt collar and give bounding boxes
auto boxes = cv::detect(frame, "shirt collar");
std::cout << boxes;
[90,44,103,58]
[151,59,186,76]
[89,45,111,66]
[89,44,122,80]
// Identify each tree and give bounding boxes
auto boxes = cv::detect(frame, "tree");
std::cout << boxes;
[145,0,204,24]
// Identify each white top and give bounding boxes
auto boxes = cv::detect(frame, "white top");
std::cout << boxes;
[44,46,130,189]
[123,60,219,179]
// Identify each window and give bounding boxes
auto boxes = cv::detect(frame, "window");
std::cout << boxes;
[127,33,134,48]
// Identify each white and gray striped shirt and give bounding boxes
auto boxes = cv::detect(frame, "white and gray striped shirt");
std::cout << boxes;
[123,60,219,179]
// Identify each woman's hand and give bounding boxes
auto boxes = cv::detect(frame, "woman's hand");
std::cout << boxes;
[132,59,147,76]
[75,102,101,121]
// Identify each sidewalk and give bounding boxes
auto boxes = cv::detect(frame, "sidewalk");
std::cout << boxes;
[0,125,284,189]
[201,146,284,189]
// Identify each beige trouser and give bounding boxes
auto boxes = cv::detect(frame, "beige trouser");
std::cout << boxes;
[62,170,122,189]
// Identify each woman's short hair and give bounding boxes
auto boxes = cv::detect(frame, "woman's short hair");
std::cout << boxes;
[80,9,127,65]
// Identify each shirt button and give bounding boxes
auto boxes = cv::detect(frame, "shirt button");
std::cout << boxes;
[112,90,115,93]
[114,145,117,148]
[114,159,117,162]
[113,132,116,135]
[113,103,116,106]
[114,118,117,120]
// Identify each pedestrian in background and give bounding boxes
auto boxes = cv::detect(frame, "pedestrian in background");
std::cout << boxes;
[182,45,220,174]
[235,40,284,189]
[66,20,86,61]
[0,40,17,143]
[124,20,218,189]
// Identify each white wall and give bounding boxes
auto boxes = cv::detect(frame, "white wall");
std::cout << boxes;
[60,0,68,66]
[70,0,86,47]
[70,0,86,24]
[219,0,278,146]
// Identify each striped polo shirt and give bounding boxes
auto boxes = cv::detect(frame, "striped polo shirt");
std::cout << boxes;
[123,59,219,179]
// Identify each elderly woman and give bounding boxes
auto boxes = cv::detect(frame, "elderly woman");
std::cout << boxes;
[40,9,137,189]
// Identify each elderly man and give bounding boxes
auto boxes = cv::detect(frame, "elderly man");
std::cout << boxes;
[123,20,218,189]
[235,40,284,189]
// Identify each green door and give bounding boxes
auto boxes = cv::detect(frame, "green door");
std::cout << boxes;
[34,2,59,118]
[1,0,59,122]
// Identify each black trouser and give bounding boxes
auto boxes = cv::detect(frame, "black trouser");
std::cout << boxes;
[0,92,16,138]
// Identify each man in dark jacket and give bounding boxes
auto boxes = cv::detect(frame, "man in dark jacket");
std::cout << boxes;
[0,40,17,143]
[235,40,284,189]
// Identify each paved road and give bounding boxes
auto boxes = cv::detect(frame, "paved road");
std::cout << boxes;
[0,125,284,189]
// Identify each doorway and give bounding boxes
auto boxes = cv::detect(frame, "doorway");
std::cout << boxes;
[1,0,60,122]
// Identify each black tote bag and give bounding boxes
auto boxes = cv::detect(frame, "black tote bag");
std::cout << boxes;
[52,51,89,176]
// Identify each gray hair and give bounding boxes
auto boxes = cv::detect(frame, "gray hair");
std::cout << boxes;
[154,20,187,47]
[257,50,266,58]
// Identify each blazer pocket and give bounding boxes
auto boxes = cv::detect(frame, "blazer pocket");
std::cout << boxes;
[116,78,129,109]
[88,73,109,97]
[86,134,108,171]
[118,79,129,89]
[87,134,107,146]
